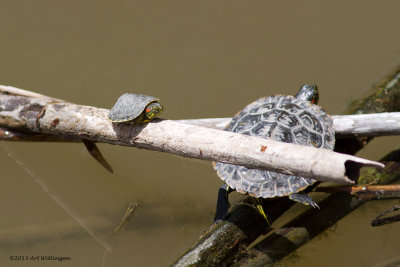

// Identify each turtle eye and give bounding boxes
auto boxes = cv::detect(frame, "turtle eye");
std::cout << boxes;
[310,89,319,104]
[145,102,163,119]
[146,108,154,118]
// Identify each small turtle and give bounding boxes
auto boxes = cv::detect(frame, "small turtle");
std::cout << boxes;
[108,93,163,123]
[213,84,335,221]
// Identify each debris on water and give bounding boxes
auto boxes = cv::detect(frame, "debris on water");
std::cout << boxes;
[111,202,139,237]
[371,204,400,227]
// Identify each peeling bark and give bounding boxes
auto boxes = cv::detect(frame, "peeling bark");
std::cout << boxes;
[0,92,383,184]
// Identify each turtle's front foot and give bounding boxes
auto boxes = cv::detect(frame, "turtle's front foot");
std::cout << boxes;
[289,193,320,209]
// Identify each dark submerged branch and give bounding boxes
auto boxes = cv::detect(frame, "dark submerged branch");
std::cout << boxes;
[232,151,400,265]
[171,64,400,266]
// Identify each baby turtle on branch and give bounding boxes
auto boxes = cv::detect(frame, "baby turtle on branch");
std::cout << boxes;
[213,84,335,221]
[108,93,163,123]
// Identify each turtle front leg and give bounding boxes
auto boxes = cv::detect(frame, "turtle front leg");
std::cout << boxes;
[289,193,320,209]
[214,184,234,222]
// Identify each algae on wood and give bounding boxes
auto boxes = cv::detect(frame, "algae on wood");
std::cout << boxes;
[233,150,400,266]
[171,64,400,266]
[228,65,400,265]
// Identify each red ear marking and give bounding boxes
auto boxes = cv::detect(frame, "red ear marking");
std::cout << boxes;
[146,108,151,112]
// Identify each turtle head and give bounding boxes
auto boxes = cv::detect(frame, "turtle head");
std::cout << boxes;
[295,84,319,104]
[144,101,163,122]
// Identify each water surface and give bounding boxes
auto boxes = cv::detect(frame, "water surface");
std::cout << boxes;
[1,1,400,266]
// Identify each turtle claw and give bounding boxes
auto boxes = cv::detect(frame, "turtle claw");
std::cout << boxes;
[289,193,320,209]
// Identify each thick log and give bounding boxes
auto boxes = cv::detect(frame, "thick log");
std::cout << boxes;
[171,64,400,266]
[0,92,383,184]
[173,197,291,267]
[173,222,247,267]
[345,67,400,114]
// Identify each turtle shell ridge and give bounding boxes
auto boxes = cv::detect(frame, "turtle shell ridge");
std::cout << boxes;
[214,94,335,198]
[108,93,159,122]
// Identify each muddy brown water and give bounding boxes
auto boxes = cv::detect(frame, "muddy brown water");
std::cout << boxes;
[1,1,400,266]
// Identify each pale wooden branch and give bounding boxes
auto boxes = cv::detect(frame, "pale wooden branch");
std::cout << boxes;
[172,64,400,266]
[8,111,400,140]
[0,84,64,101]
[333,112,400,137]
[5,84,400,139]
[0,87,384,185]
[177,112,400,138]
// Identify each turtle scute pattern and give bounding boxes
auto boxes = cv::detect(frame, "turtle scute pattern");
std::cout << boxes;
[214,95,335,198]
[108,93,158,122]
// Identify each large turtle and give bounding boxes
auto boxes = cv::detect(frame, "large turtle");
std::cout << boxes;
[108,93,163,123]
[213,84,335,221]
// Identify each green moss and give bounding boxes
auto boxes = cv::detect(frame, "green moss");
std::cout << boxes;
[344,65,400,114]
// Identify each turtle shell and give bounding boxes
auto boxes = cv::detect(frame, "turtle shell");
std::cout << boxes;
[108,93,159,122]
[213,95,335,198]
